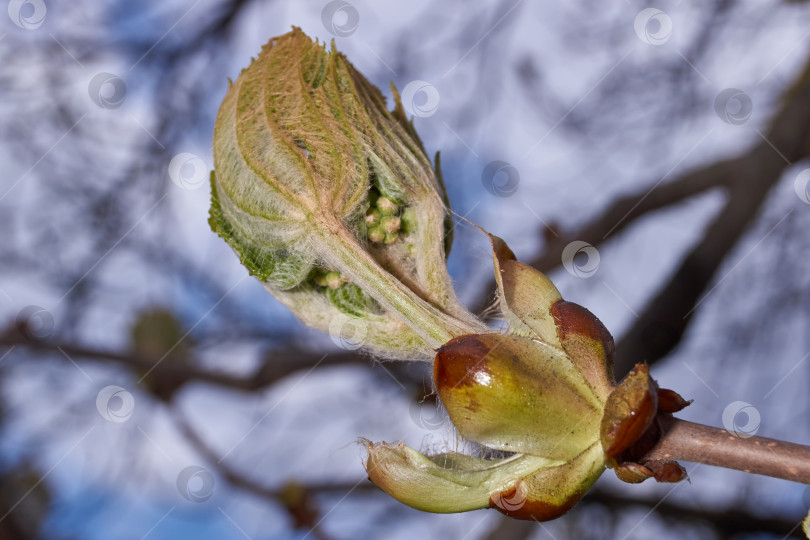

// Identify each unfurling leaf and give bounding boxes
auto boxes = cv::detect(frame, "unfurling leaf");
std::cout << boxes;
[363,440,603,521]
[363,440,562,514]
[210,28,483,359]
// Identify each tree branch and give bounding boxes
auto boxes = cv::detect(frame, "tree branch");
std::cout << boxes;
[614,53,810,375]
[0,338,363,393]
[645,416,810,484]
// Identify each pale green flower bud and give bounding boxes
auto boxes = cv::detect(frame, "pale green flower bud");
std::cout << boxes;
[364,208,381,227]
[367,227,386,243]
[380,215,400,233]
[376,196,398,215]
[312,271,329,288]
[209,28,484,358]
[324,271,345,290]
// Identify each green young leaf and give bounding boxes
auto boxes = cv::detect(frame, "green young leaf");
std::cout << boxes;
[364,440,561,513]
[325,282,380,317]
[363,439,608,521]
[210,28,485,358]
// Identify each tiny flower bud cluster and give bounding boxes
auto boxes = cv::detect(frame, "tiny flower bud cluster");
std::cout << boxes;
[313,270,348,289]
[365,189,401,245]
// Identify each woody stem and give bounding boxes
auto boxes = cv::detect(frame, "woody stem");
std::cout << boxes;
[644,415,810,484]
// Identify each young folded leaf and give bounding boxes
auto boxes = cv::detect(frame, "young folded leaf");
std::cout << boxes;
[363,440,562,514]
[363,439,603,521]
[210,28,484,359]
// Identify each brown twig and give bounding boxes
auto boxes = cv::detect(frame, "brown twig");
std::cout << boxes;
[0,338,365,393]
[645,416,810,484]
